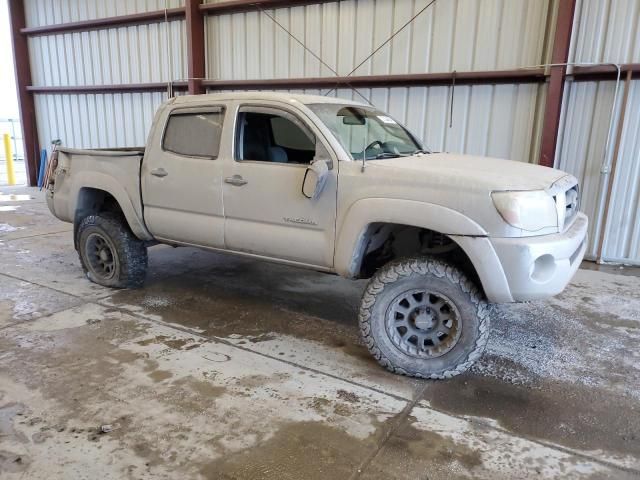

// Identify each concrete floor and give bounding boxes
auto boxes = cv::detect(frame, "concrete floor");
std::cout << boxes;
[1,186,639,480]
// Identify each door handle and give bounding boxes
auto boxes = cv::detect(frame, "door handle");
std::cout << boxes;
[150,168,168,178]
[225,175,248,187]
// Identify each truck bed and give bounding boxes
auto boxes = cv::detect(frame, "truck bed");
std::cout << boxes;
[46,146,151,240]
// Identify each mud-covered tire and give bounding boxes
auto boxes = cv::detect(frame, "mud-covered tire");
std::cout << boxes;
[359,256,490,379]
[77,213,147,289]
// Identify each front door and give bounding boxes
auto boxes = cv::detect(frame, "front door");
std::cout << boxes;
[222,104,337,267]
[142,105,227,247]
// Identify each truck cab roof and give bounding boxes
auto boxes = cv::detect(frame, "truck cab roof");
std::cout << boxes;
[169,91,366,107]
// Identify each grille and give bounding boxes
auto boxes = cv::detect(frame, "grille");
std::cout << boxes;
[564,185,580,229]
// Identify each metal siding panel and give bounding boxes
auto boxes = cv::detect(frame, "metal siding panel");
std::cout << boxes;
[289,6,306,78]
[556,80,623,259]
[204,0,551,80]
[337,1,358,75]
[452,0,480,71]
[24,0,185,27]
[409,0,433,73]
[444,86,470,154]
[28,21,188,86]
[570,0,640,63]
[33,92,167,149]
[466,85,493,156]
[424,86,450,152]
[320,2,339,76]
[602,80,640,262]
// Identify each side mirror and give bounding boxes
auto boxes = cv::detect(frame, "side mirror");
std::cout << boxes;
[302,160,329,199]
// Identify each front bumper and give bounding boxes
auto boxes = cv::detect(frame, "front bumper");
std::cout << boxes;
[490,212,588,301]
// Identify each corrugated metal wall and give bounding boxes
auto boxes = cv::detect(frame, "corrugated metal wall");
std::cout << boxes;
[28,0,555,162]
[556,0,640,263]
[205,0,552,163]
[213,84,545,163]
[33,92,167,148]
[27,0,186,148]
[205,0,550,78]
[24,0,184,27]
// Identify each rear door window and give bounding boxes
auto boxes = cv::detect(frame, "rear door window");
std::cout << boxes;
[163,109,225,158]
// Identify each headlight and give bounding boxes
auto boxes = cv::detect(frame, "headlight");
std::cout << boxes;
[491,190,558,232]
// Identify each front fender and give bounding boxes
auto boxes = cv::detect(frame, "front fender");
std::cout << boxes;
[334,198,513,303]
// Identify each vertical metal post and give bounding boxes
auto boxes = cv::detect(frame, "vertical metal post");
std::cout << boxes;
[7,0,39,186]
[596,69,633,263]
[538,0,577,168]
[10,119,19,160]
[3,134,16,185]
[186,0,206,95]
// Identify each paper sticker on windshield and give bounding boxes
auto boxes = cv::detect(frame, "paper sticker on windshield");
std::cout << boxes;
[377,115,397,124]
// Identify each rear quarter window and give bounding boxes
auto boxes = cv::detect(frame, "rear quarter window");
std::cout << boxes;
[163,110,225,158]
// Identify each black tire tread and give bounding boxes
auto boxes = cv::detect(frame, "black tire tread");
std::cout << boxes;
[358,256,490,379]
[77,213,147,289]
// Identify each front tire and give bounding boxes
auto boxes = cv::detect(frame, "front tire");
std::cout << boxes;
[77,213,147,289]
[359,257,490,379]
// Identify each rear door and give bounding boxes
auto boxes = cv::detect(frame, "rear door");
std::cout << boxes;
[142,105,227,247]
[222,103,337,267]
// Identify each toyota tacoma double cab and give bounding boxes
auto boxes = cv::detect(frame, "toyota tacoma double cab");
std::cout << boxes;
[45,92,588,379]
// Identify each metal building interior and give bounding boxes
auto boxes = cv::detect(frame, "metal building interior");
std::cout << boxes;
[1,0,639,478]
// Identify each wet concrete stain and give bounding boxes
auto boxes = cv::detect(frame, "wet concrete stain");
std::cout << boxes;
[422,373,640,458]
[199,421,374,480]
[0,402,33,474]
[148,369,173,382]
[0,318,150,426]
[171,377,227,399]
[106,269,385,372]
[136,334,201,350]
[109,259,364,334]
[0,194,33,202]
[337,389,360,403]
[0,402,29,443]
[0,223,21,233]
[0,450,30,474]
[384,418,482,471]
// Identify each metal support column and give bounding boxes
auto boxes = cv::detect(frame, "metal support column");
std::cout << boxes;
[7,0,39,186]
[538,0,577,168]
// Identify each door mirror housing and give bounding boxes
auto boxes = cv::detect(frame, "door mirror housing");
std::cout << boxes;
[302,160,329,199]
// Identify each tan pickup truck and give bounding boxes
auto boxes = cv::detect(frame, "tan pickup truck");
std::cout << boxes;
[46,92,588,379]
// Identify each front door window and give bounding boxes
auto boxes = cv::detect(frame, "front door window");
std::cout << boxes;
[236,109,316,164]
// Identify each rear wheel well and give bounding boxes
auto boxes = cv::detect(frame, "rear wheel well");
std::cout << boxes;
[357,223,483,295]
[74,188,126,249]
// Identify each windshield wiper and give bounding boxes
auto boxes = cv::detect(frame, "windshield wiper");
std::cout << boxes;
[373,152,404,159]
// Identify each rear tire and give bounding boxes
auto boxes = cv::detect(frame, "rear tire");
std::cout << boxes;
[77,213,147,289]
[359,256,490,379]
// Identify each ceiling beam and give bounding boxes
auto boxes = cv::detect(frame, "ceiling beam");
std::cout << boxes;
[26,69,547,96]
[27,83,188,94]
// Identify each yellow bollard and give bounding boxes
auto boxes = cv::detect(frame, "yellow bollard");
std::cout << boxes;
[3,134,16,186]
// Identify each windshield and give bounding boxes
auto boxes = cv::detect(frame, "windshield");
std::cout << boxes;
[308,103,424,160]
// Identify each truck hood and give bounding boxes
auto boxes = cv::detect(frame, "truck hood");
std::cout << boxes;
[370,153,566,191]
